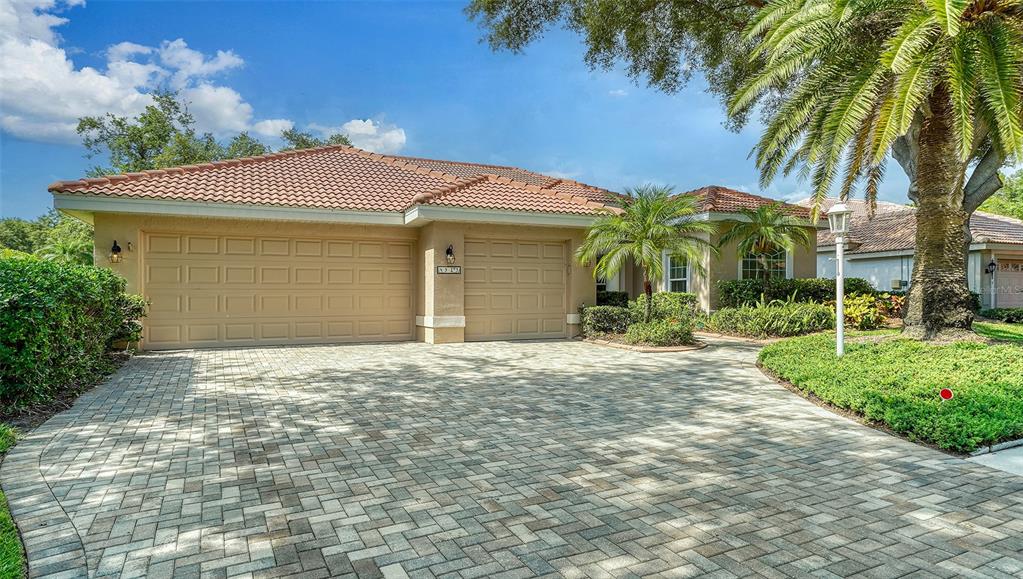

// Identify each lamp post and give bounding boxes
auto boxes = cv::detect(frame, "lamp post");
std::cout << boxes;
[827,203,852,357]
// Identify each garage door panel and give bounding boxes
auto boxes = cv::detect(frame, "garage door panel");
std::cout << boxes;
[464,238,567,341]
[144,233,413,349]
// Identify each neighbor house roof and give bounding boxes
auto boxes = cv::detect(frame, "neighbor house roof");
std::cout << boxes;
[48,145,619,216]
[681,186,812,219]
[816,207,1023,253]
[795,198,910,219]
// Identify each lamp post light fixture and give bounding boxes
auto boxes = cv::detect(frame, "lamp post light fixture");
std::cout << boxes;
[827,203,852,357]
[986,259,997,309]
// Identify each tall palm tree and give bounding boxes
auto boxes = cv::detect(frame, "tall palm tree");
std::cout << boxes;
[729,0,1022,339]
[717,203,813,280]
[577,185,716,322]
[36,236,93,265]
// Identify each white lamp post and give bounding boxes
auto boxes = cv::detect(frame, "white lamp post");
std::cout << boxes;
[986,259,997,309]
[827,203,852,357]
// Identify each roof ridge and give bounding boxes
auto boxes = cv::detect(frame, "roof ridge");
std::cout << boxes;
[47,144,353,192]
[488,174,620,213]
[389,154,533,173]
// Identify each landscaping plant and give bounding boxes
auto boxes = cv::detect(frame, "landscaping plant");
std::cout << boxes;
[596,290,629,308]
[706,299,834,338]
[624,318,696,347]
[718,277,875,308]
[0,254,147,410]
[980,308,1023,324]
[576,186,714,323]
[759,332,1023,453]
[580,306,631,337]
[629,292,698,324]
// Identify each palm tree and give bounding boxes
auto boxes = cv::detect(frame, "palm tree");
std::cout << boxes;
[577,185,716,322]
[729,0,1022,339]
[718,203,813,281]
[36,236,93,265]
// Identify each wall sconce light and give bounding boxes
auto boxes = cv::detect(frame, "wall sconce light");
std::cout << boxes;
[109,240,123,263]
[445,244,455,264]
[126,241,133,252]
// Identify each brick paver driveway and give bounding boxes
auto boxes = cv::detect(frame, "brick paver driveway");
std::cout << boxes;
[4,340,1023,578]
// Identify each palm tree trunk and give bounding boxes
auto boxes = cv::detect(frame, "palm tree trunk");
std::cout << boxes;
[643,275,653,323]
[903,86,973,340]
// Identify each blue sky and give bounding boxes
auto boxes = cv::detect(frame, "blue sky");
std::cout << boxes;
[0,0,911,220]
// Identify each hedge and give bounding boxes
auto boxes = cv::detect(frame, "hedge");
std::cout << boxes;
[625,318,695,346]
[717,277,875,308]
[0,255,146,410]
[596,290,629,307]
[629,292,698,322]
[705,302,834,338]
[980,308,1023,324]
[581,305,631,336]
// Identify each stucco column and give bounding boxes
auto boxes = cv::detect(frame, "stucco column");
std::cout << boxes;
[417,222,466,343]
[566,231,592,337]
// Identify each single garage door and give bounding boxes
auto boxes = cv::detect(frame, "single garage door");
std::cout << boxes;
[143,232,413,349]
[464,238,567,340]
[998,260,1023,308]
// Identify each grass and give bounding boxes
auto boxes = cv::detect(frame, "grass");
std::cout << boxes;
[0,424,23,579]
[758,331,1023,453]
[975,321,1023,343]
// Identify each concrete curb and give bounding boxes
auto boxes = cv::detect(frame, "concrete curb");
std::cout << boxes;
[579,338,708,353]
[969,438,1023,457]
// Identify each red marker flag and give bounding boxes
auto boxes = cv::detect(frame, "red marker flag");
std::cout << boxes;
[940,388,954,400]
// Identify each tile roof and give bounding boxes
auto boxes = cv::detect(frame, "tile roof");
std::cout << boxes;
[679,186,812,219]
[817,207,1023,253]
[48,145,620,217]
[795,198,911,218]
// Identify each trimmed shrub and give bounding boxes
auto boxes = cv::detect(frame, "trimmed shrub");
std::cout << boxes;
[581,306,631,336]
[624,318,695,346]
[0,257,146,409]
[706,302,834,338]
[596,290,629,307]
[717,277,875,308]
[629,292,699,322]
[981,308,1023,324]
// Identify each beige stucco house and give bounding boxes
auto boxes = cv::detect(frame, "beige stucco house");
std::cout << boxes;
[49,146,817,349]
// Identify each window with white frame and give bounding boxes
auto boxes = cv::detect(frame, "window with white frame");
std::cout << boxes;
[668,255,688,292]
[596,276,607,292]
[741,248,787,280]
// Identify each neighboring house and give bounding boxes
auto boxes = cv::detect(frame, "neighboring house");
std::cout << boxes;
[49,146,816,349]
[803,199,1023,308]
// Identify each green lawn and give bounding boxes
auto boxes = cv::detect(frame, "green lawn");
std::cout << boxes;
[0,424,23,579]
[975,321,1023,343]
[758,331,1023,453]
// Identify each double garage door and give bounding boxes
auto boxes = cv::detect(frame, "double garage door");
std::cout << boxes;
[143,233,414,349]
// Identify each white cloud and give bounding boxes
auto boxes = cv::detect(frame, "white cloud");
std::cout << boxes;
[251,118,292,137]
[0,0,290,143]
[310,119,406,154]
[608,89,628,98]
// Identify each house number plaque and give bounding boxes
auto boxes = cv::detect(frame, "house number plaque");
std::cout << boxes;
[436,266,462,274]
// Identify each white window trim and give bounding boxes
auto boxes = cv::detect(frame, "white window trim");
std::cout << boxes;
[662,250,691,293]
[737,248,792,280]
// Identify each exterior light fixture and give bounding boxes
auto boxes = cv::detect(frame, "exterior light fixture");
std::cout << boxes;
[826,203,852,357]
[109,240,123,263]
[986,259,997,308]
[445,244,455,264]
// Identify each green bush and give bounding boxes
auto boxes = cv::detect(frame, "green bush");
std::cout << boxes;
[581,306,631,336]
[980,308,1023,324]
[629,292,699,322]
[625,318,695,346]
[706,301,834,338]
[596,290,629,307]
[0,257,147,409]
[841,294,888,330]
[759,332,1023,453]
[717,277,875,307]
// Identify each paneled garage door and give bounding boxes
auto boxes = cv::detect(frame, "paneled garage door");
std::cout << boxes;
[464,238,567,341]
[143,233,414,349]
[998,260,1023,308]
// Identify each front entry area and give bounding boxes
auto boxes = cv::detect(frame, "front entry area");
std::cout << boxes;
[143,232,414,349]
[463,238,568,340]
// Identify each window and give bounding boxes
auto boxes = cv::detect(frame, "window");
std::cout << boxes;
[741,248,787,280]
[668,255,688,292]
[596,277,607,292]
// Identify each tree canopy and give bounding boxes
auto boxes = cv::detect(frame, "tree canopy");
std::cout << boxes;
[76,91,350,177]
[0,210,94,265]
[980,169,1023,221]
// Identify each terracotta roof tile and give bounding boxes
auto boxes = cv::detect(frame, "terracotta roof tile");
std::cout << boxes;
[49,145,617,216]
[678,186,811,219]
[817,208,1023,253]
